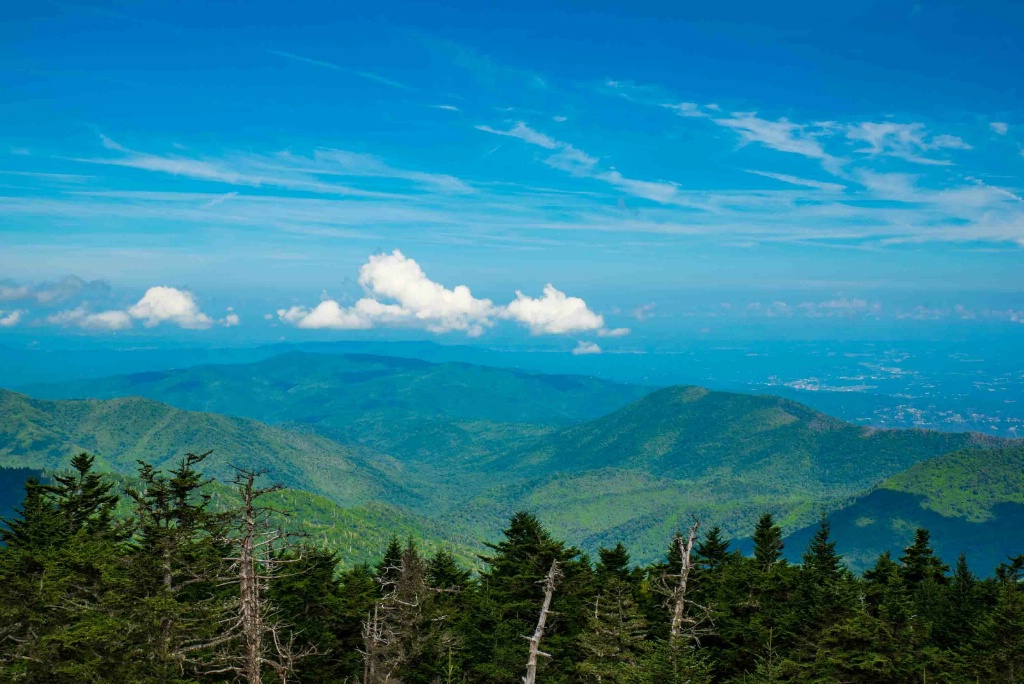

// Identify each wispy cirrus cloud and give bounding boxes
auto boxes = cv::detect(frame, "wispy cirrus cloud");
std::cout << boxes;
[846,121,971,165]
[475,122,688,205]
[712,113,842,172]
[74,136,471,196]
[266,49,413,90]
[745,170,845,192]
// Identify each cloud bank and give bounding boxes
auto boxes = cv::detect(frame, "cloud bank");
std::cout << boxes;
[278,250,624,339]
[48,287,236,331]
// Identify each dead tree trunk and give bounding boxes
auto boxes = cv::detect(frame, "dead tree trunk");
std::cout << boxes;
[206,468,312,684]
[238,470,266,684]
[669,520,699,642]
[523,559,562,684]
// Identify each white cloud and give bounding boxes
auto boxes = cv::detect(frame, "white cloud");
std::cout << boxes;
[662,102,707,118]
[0,284,30,301]
[280,250,495,336]
[746,170,845,192]
[128,287,215,329]
[846,122,971,165]
[49,288,233,331]
[572,340,602,355]
[990,122,1008,135]
[477,122,686,205]
[48,306,133,331]
[430,104,460,112]
[713,113,838,167]
[632,302,656,321]
[0,276,110,305]
[503,284,605,335]
[475,122,560,149]
[0,310,24,328]
[279,251,623,338]
[797,297,881,318]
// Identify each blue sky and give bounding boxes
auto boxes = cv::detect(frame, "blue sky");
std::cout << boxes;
[1,0,1022,347]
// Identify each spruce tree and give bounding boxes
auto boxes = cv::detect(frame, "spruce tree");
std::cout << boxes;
[578,577,650,682]
[899,528,949,587]
[751,513,784,570]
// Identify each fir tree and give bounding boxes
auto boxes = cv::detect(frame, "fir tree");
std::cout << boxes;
[751,513,784,570]
[899,528,949,587]
[577,579,651,682]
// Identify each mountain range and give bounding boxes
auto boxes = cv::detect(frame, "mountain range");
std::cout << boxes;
[5,351,1019,569]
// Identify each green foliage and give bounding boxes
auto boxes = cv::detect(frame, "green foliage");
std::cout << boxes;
[0,454,1023,683]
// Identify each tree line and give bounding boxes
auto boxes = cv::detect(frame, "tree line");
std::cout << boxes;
[1,453,1023,683]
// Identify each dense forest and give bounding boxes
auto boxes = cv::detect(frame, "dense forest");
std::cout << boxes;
[2,454,1023,683]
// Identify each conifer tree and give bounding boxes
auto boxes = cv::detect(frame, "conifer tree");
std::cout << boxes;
[578,581,649,682]
[751,513,783,570]
[125,452,232,682]
[899,528,949,587]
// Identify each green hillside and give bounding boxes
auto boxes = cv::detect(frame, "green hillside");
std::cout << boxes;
[6,366,1014,567]
[0,388,422,508]
[449,386,1005,561]
[785,444,1024,572]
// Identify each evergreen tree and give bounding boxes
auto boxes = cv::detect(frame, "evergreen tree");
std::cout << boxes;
[899,528,949,587]
[0,454,133,682]
[124,453,231,682]
[694,525,731,573]
[751,513,784,570]
[469,511,587,684]
[578,578,650,682]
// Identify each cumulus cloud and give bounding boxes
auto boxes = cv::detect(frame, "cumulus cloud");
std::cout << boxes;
[990,122,1008,135]
[48,306,133,331]
[278,251,626,338]
[572,341,602,355]
[0,310,24,328]
[128,287,215,329]
[47,286,235,331]
[279,250,496,336]
[503,284,605,335]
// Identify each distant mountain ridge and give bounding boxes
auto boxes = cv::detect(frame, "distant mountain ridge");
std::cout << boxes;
[5,351,1016,565]
[785,444,1024,572]
[23,351,653,464]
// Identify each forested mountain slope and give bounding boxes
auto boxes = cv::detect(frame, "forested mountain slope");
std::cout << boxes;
[785,444,1024,572]
[451,386,1006,561]
[0,388,420,508]
[23,351,651,463]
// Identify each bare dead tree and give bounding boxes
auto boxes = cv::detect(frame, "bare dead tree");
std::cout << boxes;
[205,467,314,684]
[523,559,562,684]
[665,519,714,644]
[360,541,430,684]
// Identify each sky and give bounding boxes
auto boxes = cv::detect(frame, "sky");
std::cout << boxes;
[1,0,1022,349]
